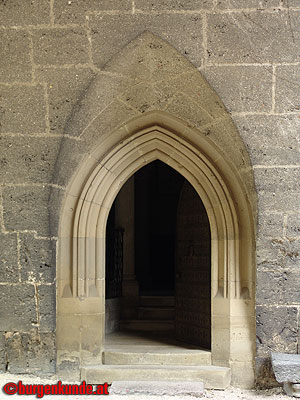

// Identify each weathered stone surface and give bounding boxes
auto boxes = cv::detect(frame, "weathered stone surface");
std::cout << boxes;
[48,186,65,237]
[32,28,90,65]
[38,285,55,332]
[256,357,278,388]
[135,0,214,10]
[0,332,6,372]
[254,168,300,192]
[19,234,55,284]
[56,359,80,381]
[256,306,298,357]
[166,92,213,127]
[89,14,203,68]
[256,270,283,306]
[275,65,300,113]
[258,190,300,214]
[110,381,205,396]
[234,115,300,165]
[54,101,138,187]
[35,66,95,133]
[51,137,87,187]
[0,29,31,82]
[271,352,300,383]
[0,234,18,283]
[257,213,283,238]
[0,85,46,133]
[204,66,272,113]
[64,73,132,137]
[257,237,300,270]
[0,0,50,26]
[54,0,131,24]
[0,284,37,331]
[216,0,279,8]
[2,186,50,236]
[282,0,300,7]
[207,11,300,64]
[0,136,60,184]
[257,267,300,305]
[5,331,55,374]
[287,215,300,238]
[256,237,281,268]
[281,270,300,304]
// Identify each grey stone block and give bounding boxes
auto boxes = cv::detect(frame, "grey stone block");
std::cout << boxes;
[56,359,80,381]
[275,65,300,113]
[64,73,132,137]
[38,284,55,332]
[89,13,203,68]
[110,381,205,396]
[281,0,300,6]
[19,234,55,284]
[0,136,60,184]
[0,29,31,82]
[271,352,300,383]
[54,0,131,24]
[5,331,55,374]
[216,0,279,8]
[0,233,18,283]
[2,186,50,236]
[207,11,300,64]
[0,84,47,134]
[135,0,214,10]
[256,306,298,357]
[0,284,37,330]
[54,101,137,186]
[281,270,300,304]
[32,28,90,65]
[256,270,283,306]
[203,65,272,113]
[0,332,6,372]
[257,213,284,238]
[287,215,300,238]
[254,168,300,193]
[258,190,300,214]
[48,186,65,237]
[271,239,300,269]
[0,0,50,26]
[234,115,300,165]
[35,66,95,134]
[256,237,282,267]
[257,237,300,270]
[51,137,87,187]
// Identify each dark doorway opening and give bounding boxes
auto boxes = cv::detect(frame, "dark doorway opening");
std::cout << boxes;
[134,160,184,295]
[105,160,211,350]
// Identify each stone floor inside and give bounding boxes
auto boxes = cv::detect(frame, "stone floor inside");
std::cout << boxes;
[104,330,212,363]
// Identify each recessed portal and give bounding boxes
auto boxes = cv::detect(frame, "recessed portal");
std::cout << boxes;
[105,160,211,350]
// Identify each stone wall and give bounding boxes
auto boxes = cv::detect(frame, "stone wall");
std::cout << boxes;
[0,0,299,386]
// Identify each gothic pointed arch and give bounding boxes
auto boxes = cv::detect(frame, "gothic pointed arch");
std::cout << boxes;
[52,32,256,388]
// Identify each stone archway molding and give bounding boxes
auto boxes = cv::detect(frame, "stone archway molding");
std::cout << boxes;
[54,32,256,388]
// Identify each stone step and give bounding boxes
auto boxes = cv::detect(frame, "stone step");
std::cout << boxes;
[138,306,175,320]
[140,295,175,308]
[109,381,205,396]
[81,364,231,390]
[120,319,174,332]
[103,345,211,366]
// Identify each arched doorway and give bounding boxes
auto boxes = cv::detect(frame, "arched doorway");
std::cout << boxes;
[56,115,255,388]
[54,27,256,390]
[104,160,212,350]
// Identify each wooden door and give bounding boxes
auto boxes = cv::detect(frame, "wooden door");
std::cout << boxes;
[175,181,211,349]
